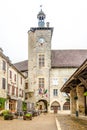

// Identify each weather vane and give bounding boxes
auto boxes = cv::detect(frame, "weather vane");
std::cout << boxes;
[40,5,42,10]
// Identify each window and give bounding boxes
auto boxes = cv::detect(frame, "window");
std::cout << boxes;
[2,78,6,89]
[25,83,28,89]
[22,90,23,97]
[39,54,45,67]
[14,74,16,82]
[10,70,12,79]
[38,78,45,94]
[62,92,67,97]
[52,78,58,85]
[53,89,58,96]
[25,93,28,99]
[16,87,18,97]
[8,84,10,94]
[63,78,67,83]
[39,78,44,88]
[63,102,70,110]
[20,77,22,84]
[2,60,6,71]
[12,86,15,95]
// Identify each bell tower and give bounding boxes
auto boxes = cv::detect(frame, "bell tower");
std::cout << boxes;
[37,6,46,27]
[27,7,53,112]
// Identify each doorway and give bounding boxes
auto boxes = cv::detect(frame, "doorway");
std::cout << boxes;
[51,101,61,113]
[9,99,16,112]
[37,99,48,112]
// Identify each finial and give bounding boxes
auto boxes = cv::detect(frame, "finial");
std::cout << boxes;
[40,5,42,10]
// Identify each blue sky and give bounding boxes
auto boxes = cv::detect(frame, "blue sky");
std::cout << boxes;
[0,0,87,63]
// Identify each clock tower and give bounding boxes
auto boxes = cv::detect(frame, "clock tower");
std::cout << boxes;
[28,8,53,112]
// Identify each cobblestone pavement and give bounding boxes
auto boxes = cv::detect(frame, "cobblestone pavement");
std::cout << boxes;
[0,113,57,130]
[56,114,87,130]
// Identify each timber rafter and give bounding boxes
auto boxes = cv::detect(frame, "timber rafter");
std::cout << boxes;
[61,59,87,93]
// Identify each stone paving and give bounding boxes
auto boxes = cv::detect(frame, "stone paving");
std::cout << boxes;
[0,113,57,130]
[0,113,87,130]
[56,114,87,130]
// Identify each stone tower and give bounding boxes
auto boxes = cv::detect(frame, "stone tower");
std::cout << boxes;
[28,8,53,112]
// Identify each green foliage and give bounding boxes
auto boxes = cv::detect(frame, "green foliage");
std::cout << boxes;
[66,98,70,102]
[4,114,13,120]
[22,101,27,111]
[2,110,10,116]
[25,113,32,117]
[0,98,6,110]
[84,91,87,96]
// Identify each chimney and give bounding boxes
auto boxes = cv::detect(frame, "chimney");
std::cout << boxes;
[46,22,50,27]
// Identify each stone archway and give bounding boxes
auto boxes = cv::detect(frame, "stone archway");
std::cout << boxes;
[51,101,61,113]
[63,102,70,110]
[36,99,48,113]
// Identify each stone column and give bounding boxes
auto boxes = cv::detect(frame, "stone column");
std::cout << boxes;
[76,86,85,115]
[70,89,76,114]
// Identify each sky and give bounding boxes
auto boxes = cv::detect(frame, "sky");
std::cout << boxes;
[0,0,87,63]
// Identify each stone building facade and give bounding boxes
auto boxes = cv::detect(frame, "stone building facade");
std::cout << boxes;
[1,8,87,114]
[16,9,87,113]
[0,48,25,112]
[14,9,87,113]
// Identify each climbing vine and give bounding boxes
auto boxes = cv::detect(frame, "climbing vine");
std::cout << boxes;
[22,101,27,111]
[0,98,6,110]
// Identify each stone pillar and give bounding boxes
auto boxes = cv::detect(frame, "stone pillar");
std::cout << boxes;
[70,89,76,114]
[76,86,85,115]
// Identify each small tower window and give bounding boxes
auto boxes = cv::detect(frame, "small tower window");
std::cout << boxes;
[39,78,44,88]
[39,54,45,68]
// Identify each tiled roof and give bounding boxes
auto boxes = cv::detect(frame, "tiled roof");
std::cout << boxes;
[51,50,87,68]
[14,60,28,72]
[14,50,87,71]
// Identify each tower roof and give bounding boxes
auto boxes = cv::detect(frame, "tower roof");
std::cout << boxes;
[37,9,46,19]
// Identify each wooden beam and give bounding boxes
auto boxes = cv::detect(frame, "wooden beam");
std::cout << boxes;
[78,77,87,89]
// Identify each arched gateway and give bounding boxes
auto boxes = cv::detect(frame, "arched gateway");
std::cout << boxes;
[51,101,60,113]
[36,99,48,112]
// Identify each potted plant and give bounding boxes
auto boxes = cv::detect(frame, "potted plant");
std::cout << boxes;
[74,96,78,100]
[4,113,13,120]
[3,110,13,120]
[23,112,32,120]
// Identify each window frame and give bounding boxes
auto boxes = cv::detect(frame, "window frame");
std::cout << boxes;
[38,54,45,68]
[2,78,6,89]
[2,60,6,71]
[39,78,45,88]
[53,89,58,96]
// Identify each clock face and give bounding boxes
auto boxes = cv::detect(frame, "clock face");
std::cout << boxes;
[38,37,45,43]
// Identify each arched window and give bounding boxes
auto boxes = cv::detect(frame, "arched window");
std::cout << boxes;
[63,102,70,110]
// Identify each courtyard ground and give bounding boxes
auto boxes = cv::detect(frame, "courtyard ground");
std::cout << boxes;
[0,113,57,130]
[0,113,87,130]
[56,114,87,130]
